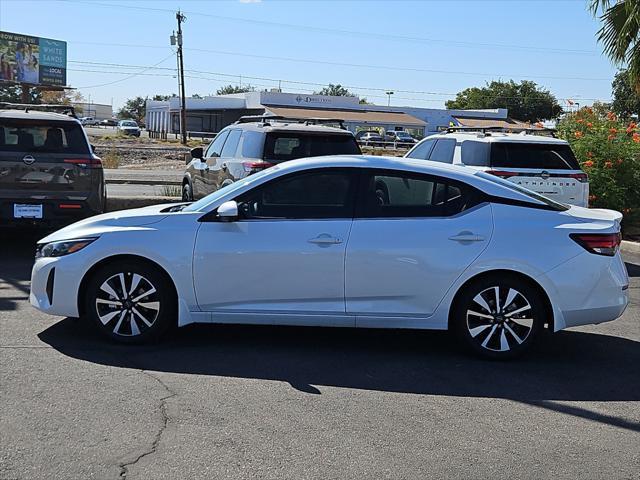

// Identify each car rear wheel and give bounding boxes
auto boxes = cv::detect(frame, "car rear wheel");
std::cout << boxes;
[452,275,544,359]
[84,261,176,343]
[182,182,193,202]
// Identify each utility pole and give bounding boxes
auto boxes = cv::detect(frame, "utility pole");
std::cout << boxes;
[176,10,187,145]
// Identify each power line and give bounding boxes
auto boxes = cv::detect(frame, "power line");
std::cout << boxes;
[61,0,596,56]
[64,41,609,82]
[74,53,175,88]
[68,60,613,102]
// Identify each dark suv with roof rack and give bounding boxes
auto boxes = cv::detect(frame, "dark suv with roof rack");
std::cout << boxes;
[0,104,105,227]
[182,115,361,200]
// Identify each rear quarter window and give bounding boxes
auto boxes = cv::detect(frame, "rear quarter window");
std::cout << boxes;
[0,120,89,154]
[461,140,490,166]
[490,142,580,170]
[264,133,361,161]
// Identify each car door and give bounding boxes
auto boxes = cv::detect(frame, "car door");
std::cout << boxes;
[194,130,229,198]
[345,168,492,323]
[193,168,358,325]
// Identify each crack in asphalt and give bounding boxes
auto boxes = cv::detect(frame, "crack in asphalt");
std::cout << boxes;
[118,371,177,479]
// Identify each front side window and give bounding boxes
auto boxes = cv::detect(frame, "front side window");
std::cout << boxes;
[220,129,241,157]
[205,130,229,158]
[361,170,476,217]
[0,120,89,154]
[406,138,436,160]
[237,168,356,219]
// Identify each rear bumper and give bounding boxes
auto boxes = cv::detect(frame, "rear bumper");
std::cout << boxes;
[0,191,104,228]
[540,251,629,330]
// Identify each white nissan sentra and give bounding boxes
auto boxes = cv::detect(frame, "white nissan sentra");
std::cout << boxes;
[30,156,629,359]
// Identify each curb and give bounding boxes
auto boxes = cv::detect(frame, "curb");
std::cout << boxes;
[105,179,182,186]
[106,196,180,212]
[621,240,640,255]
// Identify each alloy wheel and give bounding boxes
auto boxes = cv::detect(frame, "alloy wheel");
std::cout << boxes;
[465,286,534,353]
[95,272,160,337]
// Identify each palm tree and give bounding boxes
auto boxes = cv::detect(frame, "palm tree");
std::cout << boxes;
[590,1,640,85]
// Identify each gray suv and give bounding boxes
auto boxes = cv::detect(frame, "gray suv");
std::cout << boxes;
[0,104,105,227]
[182,116,361,200]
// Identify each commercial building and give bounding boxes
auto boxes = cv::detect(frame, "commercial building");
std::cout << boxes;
[72,102,113,121]
[146,91,516,137]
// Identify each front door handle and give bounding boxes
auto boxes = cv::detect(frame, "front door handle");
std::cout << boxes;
[308,234,343,246]
[448,232,485,242]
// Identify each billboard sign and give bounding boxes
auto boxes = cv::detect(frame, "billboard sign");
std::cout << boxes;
[0,31,67,87]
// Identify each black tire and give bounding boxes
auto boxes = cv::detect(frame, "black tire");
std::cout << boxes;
[451,274,545,359]
[182,181,193,202]
[84,260,176,344]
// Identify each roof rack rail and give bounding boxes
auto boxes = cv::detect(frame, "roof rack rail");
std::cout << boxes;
[235,114,346,129]
[0,102,77,118]
[445,125,557,137]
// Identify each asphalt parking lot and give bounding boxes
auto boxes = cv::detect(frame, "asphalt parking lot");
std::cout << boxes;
[1,232,638,480]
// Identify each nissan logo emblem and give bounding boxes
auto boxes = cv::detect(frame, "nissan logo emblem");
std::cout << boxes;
[23,155,36,166]
[541,171,550,180]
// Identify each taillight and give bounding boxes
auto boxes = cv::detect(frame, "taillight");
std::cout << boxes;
[242,161,274,173]
[64,158,102,168]
[567,173,588,183]
[58,203,82,209]
[486,170,518,179]
[570,233,621,256]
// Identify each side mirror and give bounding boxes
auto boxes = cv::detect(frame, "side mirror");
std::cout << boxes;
[191,147,203,159]
[217,200,238,222]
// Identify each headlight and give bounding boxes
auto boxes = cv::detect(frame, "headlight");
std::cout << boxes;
[36,238,97,258]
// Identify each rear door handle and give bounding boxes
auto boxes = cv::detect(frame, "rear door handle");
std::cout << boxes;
[308,234,343,246]
[448,232,485,242]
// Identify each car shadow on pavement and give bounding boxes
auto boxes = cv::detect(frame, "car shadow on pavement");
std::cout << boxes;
[39,318,640,432]
[0,230,40,311]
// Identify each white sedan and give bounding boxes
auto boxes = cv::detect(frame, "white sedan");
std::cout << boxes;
[30,156,629,359]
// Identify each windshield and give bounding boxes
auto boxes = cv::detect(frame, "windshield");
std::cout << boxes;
[183,166,278,212]
[121,121,137,127]
[475,170,569,211]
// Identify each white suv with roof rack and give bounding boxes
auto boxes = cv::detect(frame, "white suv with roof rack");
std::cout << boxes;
[405,128,588,207]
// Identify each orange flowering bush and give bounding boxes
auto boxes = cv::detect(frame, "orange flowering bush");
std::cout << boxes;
[557,107,640,230]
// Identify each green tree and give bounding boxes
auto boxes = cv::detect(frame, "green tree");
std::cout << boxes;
[152,94,171,101]
[117,96,146,122]
[313,84,356,97]
[445,80,562,122]
[611,69,640,119]
[216,85,254,95]
[590,1,640,86]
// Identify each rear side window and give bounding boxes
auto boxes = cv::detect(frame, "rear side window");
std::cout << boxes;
[361,170,477,217]
[429,139,456,163]
[0,120,89,154]
[490,142,580,170]
[240,130,264,158]
[264,133,360,162]
[406,138,435,160]
[461,140,490,166]
[221,129,241,157]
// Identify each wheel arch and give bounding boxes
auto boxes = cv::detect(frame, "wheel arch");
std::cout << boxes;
[77,254,179,319]
[448,269,555,331]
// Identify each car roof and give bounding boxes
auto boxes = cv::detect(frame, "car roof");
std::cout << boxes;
[424,131,569,145]
[226,122,353,135]
[0,110,80,122]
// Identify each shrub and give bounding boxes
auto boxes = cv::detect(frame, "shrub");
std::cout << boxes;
[556,107,640,231]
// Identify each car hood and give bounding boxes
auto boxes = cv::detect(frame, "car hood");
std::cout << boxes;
[39,203,176,244]
[120,126,139,130]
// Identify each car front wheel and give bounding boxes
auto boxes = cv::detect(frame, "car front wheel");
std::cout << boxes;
[452,275,545,359]
[84,261,176,343]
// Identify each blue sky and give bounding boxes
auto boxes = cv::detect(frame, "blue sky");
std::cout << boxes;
[0,0,618,111]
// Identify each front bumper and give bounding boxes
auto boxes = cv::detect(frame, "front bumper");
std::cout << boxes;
[30,255,83,318]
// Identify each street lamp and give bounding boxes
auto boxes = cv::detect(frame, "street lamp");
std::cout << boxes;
[386,91,394,107]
